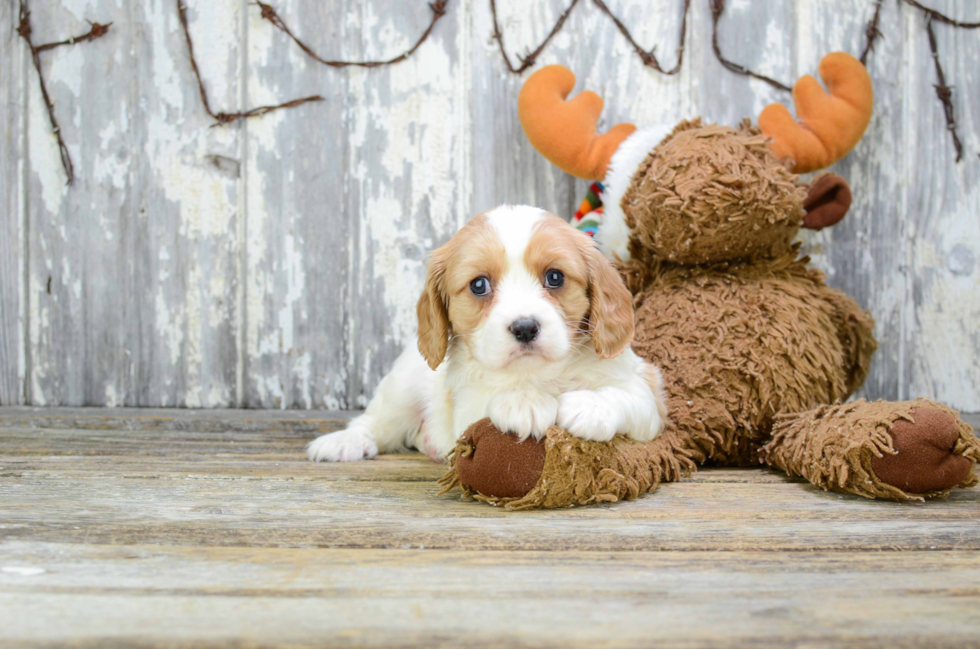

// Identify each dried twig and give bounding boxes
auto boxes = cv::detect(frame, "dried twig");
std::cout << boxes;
[592,0,690,75]
[901,2,979,162]
[903,0,980,28]
[925,17,963,162]
[177,0,322,125]
[34,20,112,53]
[709,0,791,92]
[256,0,449,69]
[490,0,580,74]
[860,0,883,64]
[17,0,113,186]
[490,0,691,76]
[859,0,978,162]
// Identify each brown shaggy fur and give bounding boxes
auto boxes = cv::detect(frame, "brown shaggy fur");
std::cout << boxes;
[622,120,806,264]
[440,119,979,509]
[764,399,980,501]
[440,420,697,510]
[629,251,878,463]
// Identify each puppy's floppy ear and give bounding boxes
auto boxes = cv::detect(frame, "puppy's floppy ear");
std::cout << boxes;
[417,250,451,370]
[586,245,634,358]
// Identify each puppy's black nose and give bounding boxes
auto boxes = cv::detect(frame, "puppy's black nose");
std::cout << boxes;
[509,318,540,344]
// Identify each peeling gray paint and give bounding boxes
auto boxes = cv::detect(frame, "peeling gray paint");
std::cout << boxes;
[1,0,978,411]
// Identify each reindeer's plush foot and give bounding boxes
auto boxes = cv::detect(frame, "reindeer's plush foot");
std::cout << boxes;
[452,418,547,500]
[869,407,974,493]
[438,418,696,510]
[763,399,979,500]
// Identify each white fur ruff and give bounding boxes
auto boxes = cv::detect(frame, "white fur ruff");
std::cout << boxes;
[597,125,672,262]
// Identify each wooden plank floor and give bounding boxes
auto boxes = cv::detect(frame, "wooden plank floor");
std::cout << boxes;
[1,408,979,648]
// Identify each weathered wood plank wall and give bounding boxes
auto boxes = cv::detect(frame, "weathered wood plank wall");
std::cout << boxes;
[1,0,978,411]
[0,0,25,405]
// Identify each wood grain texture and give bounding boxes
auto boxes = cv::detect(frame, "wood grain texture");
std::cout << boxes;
[796,0,908,403]
[0,0,25,405]
[904,3,980,407]
[1,544,979,648]
[3,0,980,410]
[126,0,244,408]
[1,409,979,553]
[1,408,980,647]
[22,1,243,407]
[340,1,469,409]
[243,0,349,409]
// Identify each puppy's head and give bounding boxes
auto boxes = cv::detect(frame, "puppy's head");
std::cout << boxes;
[417,206,634,371]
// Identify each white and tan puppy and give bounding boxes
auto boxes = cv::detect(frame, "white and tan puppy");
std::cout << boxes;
[308,205,667,462]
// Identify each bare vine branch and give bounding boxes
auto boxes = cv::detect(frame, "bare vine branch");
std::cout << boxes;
[902,0,980,28]
[17,0,113,186]
[860,0,883,64]
[490,0,580,74]
[21,0,980,179]
[489,0,691,76]
[593,0,690,74]
[34,20,112,53]
[925,17,964,162]
[177,0,323,125]
[896,2,978,162]
[709,0,791,91]
[255,0,449,69]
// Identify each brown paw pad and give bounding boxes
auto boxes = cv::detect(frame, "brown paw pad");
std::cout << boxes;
[455,418,546,499]
[871,408,973,494]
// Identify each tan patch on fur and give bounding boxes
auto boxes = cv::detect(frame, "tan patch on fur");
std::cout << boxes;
[585,245,634,358]
[524,214,591,340]
[417,260,450,370]
[524,214,633,358]
[444,215,507,355]
[525,214,633,357]
[417,213,507,366]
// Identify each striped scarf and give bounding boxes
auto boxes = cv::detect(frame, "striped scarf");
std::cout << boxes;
[572,181,604,237]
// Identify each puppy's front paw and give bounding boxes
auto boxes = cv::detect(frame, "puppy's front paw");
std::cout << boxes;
[307,427,378,462]
[557,391,618,442]
[487,390,558,441]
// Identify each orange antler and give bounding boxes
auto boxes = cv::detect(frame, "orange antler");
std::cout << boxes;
[518,65,637,180]
[759,53,873,173]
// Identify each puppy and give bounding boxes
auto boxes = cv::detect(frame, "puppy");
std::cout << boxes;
[308,205,667,462]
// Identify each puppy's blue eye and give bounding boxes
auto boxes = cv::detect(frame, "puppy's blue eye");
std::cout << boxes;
[545,269,564,289]
[470,277,490,296]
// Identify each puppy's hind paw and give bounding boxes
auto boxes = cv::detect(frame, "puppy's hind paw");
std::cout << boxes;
[307,428,378,462]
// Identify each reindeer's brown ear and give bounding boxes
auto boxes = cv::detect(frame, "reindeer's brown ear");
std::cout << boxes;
[586,246,634,358]
[417,253,450,370]
[803,173,852,230]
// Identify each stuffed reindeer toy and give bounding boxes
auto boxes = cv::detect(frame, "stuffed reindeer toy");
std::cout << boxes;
[439,53,979,509]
